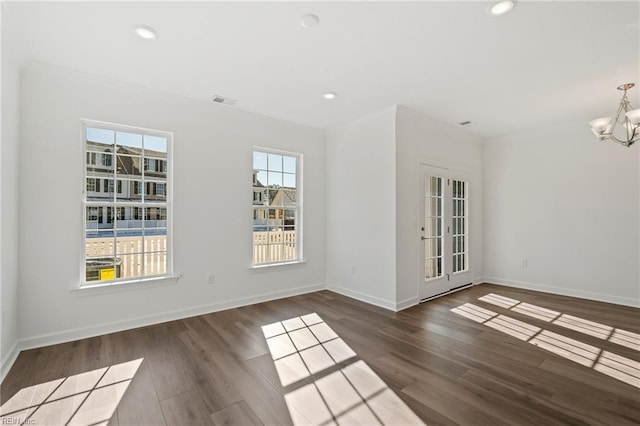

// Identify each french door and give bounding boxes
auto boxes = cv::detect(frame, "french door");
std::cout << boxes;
[419,164,472,300]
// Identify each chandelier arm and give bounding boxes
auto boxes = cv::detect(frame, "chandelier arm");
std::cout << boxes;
[611,102,625,127]
[608,125,639,145]
[590,83,638,147]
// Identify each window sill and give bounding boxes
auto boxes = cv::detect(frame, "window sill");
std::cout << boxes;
[72,274,182,296]
[249,260,306,272]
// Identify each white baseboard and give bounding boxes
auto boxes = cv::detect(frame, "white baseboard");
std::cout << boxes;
[1,341,20,383]
[484,277,640,308]
[327,283,397,311]
[13,283,326,359]
[395,296,419,311]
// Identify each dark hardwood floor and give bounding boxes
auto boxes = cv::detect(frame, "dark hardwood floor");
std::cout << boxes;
[1,284,639,425]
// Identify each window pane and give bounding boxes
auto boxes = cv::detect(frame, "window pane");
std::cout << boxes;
[86,231,114,256]
[253,208,267,227]
[428,197,438,216]
[144,235,166,252]
[116,207,143,230]
[268,154,283,172]
[284,209,296,226]
[116,154,142,177]
[144,135,167,153]
[283,156,296,173]
[424,258,434,279]
[87,127,115,145]
[118,253,143,280]
[253,151,268,170]
[268,189,280,206]
[144,207,167,231]
[144,251,167,276]
[283,173,296,188]
[116,234,143,257]
[116,131,143,149]
[255,170,267,187]
[85,257,117,282]
[268,171,283,187]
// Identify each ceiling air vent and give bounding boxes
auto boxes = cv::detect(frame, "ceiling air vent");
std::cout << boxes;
[211,95,237,106]
[459,120,473,126]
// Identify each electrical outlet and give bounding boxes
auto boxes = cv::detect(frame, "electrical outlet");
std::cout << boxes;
[208,274,215,284]
[349,264,357,274]
[522,259,528,268]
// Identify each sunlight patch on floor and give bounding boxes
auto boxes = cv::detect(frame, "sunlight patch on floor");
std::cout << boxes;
[530,330,600,367]
[511,302,560,322]
[0,358,143,425]
[552,314,613,340]
[285,360,424,426]
[449,303,497,323]
[264,314,423,425]
[485,315,541,341]
[478,293,520,308]
[594,351,640,388]
[478,293,639,352]
[609,329,640,351]
[262,314,356,387]
[454,295,640,389]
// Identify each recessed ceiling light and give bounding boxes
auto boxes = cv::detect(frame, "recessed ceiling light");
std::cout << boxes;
[490,0,515,16]
[134,25,157,40]
[323,92,337,100]
[301,14,320,28]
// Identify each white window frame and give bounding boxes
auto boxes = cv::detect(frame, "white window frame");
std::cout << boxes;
[251,147,303,267]
[80,119,174,287]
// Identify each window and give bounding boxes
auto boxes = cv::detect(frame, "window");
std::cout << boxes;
[83,122,171,285]
[87,152,113,167]
[252,149,301,265]
[86,178,97,192]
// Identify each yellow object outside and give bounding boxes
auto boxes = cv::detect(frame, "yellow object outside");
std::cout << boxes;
[100,268,115,280]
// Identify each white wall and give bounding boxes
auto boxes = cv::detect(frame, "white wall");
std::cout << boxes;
[1,9,22,379]
[484,121,640,307]
[325,107,397,309]
[395,107,484,307]
[17,64,326,347]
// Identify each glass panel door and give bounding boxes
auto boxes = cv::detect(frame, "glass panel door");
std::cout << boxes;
[424,176,443,280]
[419,165,472,300]
[452,179,468,274]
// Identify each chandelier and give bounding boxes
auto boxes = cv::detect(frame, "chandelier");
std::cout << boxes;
[589,83,640,147]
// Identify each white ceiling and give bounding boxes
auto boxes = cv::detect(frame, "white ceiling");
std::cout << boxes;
[4,1,639,139]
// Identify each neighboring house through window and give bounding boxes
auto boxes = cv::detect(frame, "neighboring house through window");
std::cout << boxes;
[252,149,301,265]
[83,121,172,284]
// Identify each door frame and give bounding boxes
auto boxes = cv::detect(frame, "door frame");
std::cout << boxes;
[417,162,473,301]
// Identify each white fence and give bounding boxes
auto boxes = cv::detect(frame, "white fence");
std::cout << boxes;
[253,230,296,264]
[86,236,167,278]
[86,231,296,279]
